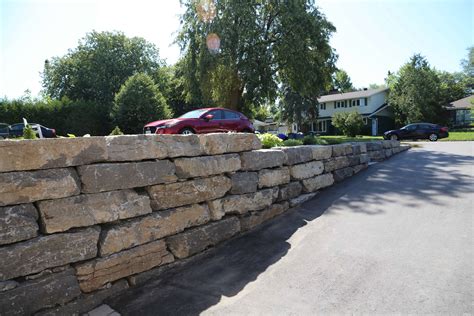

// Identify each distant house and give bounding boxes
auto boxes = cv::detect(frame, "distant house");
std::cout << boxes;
[445,95,473,127]
[291,88,394,136]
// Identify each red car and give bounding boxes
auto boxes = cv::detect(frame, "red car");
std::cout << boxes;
[143,108,255,135]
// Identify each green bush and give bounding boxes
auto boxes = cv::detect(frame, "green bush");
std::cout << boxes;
[23,124,37,139]
[109,126,124,135]
[257,133,283,148]
[282,139,303,146]
[332,111,364,137]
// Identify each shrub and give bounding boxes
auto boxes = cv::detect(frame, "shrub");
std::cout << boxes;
[109,126,124,135]
[303,135,329,145]
[23,124,37,139]
[282,139,303,146]
[332,111,364,137]
[257,133,283,148]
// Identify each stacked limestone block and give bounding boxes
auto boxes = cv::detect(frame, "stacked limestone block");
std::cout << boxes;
[0,135,408,315]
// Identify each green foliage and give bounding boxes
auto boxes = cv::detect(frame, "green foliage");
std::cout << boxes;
[178,0,336,115]
[461,46,473,78]
[282,139,303,146]
[109,126,124,136]
[332,111,364,137]
[333,69,355,92]
[302,135,328,145]
[257,133,283,149]
[112,73,171,134]
[388,54,445,125]
[23,124,37,139]
[280,87,318,131]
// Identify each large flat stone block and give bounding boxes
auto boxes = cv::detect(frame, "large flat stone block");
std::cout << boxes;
[240,202,289,231]
[99,204,210,256]
[324,156,350,172]
[75,240,174,293]
[240,149,286,171]
[332,144,353,157]
[147,175,231,210]
[230,172,258,194]
[278,181,303,201]
[258,167,290,188]
[289,193,317,207]
[0,204,38,245]
[308,145,332,160]
[0,227,100,281]
[166,217,240,259]
[302,173,334,192]
[199,133,261,155]
[0,168,80,207]
[366,141,383,151]
[360,153,370,164]
[333,167,354,182]
[105,135,168,161]
[78,160,177,193]
[0,138,107,172]
[275,146,313,165]
[0,268,81,316]
[290,160,324,180]
[37,190,152,233]
[174,154,241,178]
[368,150,385,161]
[207,189,276,220]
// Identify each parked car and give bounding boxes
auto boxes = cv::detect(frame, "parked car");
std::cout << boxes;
[9,123,57,138]
[144,108,255,135]
[0,123,9,139]
[383,123,448,141]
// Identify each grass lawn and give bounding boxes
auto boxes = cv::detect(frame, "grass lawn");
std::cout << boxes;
[440,131,474,141]
[319,135,383,144]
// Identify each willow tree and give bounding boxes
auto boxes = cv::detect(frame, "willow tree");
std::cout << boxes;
[177,0,337,116]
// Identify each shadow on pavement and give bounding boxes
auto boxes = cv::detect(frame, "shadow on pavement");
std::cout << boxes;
[107,145,473,315]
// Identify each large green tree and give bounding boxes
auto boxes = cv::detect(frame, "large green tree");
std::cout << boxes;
[388,54,444,125]
[333,69,355,92]
[112,73,171,134]
[177,0,337,116]
[42,31,165,107]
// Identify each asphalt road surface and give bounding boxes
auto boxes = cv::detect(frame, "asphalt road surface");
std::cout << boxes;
[108,141,473,315]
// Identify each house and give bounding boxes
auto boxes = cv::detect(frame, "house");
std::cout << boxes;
[292,88,394,136]
[253,118,289,134]
[445,95,473,127]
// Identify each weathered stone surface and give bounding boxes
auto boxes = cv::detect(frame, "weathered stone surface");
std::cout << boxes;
[174,154,241,178]
[230,172,258,194]
[332,144,353,157]
[76,240,174,293]
[324,156,350,172]
[258,167,290,188]
[240,149,286,171]
[207,189,275,220]
[360,153,370,164]
[278,182,303,201]
[400,145,410,151]
[99,204,210,256]
[160,135,203,157]
[385,148,393,158]
[78,160,177,193]
[105,135,167,161]
[382,140,392,149]
[333,167,354,182]
[353,163,368,174]
[0,204,38,245]
[350,143,362,155]
[199,133,261,155]
[147,175,231,210]
[0,227,100,281]
[366,141,383,151]
[36,280,129,316]
[289,193,317,207]
[0,268,81,316]
[0,168,80,207]
[302,173,334,193]
[0,138,107,173]
[240,202,289,231]
[309,145,332,160]
[166,217,240,259]
[290,160,324,180]
[358,143,367,153]
[275,146,313,165]
[348,155,361,166]
[368,150,385,161]
[390,140,400,148]
[37,190,152,233]
[0,280,18,292]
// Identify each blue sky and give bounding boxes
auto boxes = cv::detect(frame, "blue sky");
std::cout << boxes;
[0,0,472,99]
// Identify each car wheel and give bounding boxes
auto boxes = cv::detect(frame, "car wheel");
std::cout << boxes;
[390,134,399,141]
[428,133,438,141]
[179,128,195,135]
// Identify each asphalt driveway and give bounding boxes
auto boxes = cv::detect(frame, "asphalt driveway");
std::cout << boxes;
[108,141,473,315]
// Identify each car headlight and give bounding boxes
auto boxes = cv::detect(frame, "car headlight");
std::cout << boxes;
[157,122,178,129]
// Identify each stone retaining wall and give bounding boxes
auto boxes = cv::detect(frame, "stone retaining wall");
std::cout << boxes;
[0,134,409,315]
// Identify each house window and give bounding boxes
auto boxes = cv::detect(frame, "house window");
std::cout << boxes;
[317,120,327,132]
[357,99,360,106]
[364,98,368,106]
[344,100,348,108]
[352,100,356,107]
[363,117,368,125]
[320,103,326,110]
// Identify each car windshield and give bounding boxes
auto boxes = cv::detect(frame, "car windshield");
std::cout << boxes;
[179,109,208,119]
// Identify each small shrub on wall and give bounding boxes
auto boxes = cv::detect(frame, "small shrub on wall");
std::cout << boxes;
[257,133,283,148]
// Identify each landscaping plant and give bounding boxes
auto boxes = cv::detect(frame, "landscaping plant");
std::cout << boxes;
[257,133,283,148]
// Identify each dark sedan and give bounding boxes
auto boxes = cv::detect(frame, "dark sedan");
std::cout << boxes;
[9,123,57,138]
[384,123,448,141]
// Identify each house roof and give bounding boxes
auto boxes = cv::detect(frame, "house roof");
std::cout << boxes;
[318,88,389,103]
[445,95,474,110]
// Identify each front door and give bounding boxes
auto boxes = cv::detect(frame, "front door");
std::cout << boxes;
[371,118,378,136]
